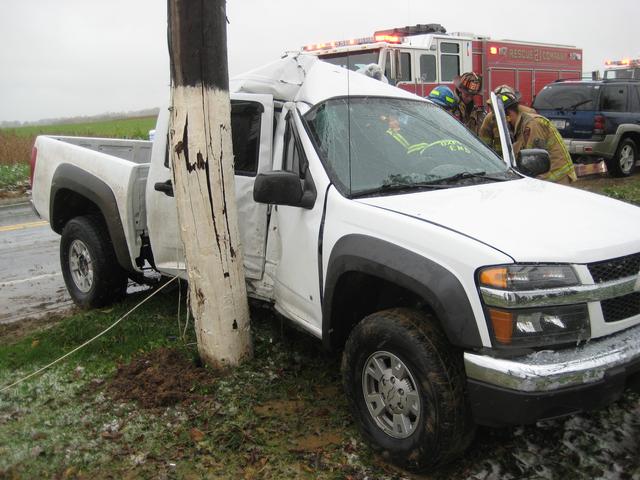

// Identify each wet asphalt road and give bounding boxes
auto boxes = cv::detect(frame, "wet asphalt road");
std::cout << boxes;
[0,200,74,325]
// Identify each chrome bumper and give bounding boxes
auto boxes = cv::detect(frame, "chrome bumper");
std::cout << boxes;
[464,322,640,392]
[564,135,617,159]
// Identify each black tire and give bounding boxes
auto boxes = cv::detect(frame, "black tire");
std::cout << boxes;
[60,215,128,309]
[341,308,474,472]
[607,138,637,177]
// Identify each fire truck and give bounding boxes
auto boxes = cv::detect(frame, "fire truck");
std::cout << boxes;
[603,58,640,80]
[302,24,583,107]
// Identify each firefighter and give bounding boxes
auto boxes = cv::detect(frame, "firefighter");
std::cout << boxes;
[478,85,536,155]
[428,85,459,113]
[452,72,485,135]
[381,112,471,155]
[500,91,577,183]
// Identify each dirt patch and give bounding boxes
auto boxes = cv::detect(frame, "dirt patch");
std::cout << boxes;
[105,348,217,408]
[0,314,67,344]
[254,399,306,417]
[0,186,28,200]
[291,430,345,452]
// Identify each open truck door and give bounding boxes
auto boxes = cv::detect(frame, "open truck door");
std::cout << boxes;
[491,91,515,168]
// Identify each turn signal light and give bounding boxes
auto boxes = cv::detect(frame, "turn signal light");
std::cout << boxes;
[488,308,513,344]
[479,267,508,289]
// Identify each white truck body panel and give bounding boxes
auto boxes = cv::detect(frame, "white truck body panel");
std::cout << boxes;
[32,136,152,270]
[357,179,640,264]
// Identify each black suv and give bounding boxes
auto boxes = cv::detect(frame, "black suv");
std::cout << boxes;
[533,79,640,177]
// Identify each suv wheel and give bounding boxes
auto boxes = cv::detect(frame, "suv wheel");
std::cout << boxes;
[341,308,475,471]
[608,138,637,177]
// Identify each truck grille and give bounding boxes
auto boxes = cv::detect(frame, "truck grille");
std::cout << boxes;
[588,252,640,283]
[588,252,640,323]
[601,292,640,323]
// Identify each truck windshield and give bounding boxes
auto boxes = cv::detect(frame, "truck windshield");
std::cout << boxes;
[319,50,380,71]
[533,84,598,111]
[304,97,512,197]
[603,68,640,80]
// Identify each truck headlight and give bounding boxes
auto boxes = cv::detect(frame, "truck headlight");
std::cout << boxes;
[478,264,589,348]
[479,265,579,291]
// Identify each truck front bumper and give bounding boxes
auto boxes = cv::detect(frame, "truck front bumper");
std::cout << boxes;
[564,135,618,160]
[464,323,640,426]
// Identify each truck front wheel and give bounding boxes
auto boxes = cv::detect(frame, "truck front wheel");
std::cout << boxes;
[341,308,474,472]
[60,215,128,308]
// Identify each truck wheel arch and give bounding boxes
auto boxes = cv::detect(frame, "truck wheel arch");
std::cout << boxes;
[50,164,134,273]
[322,234,482,351]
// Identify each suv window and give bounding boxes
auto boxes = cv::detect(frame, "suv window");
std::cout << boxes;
[600,85,628,112]
[231,101,263,176]
[533,83,598,111]
[630,86,640,113]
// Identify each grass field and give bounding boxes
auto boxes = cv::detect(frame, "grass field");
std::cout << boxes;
[3,116,157,140]
[0,116,157,191]
[0,288,638,479]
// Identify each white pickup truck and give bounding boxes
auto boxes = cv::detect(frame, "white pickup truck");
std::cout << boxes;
[31,54,640,471]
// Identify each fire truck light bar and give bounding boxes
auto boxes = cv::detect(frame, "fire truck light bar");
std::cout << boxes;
[605,58,640,67]
[302,36,377,52]
[302,23,446,52]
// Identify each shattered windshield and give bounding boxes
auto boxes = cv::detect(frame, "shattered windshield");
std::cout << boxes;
[304,97,512,197]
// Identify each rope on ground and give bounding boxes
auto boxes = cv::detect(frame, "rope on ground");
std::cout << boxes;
[0,275,179,393]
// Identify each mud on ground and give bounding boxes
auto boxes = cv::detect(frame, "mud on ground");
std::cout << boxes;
[104,347,218,408]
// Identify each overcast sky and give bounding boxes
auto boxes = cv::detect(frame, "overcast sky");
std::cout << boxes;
[0,0,637,122]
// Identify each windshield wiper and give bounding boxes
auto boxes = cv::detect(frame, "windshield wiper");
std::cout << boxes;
[351,181,450,198]
[351,171,510,198]
[555,99,591,111]
[422,171,510,185]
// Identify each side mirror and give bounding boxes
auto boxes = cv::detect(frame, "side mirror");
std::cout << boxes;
[253,171,315,209]
[516,149,551,177]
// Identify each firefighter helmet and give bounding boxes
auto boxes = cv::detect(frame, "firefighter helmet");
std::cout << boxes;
[455,72,482,95]
[497,90,520,110]
[428,85,458,110]
[487,85,522,105]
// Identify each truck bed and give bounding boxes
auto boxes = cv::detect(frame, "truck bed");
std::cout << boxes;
[31,136,152,272]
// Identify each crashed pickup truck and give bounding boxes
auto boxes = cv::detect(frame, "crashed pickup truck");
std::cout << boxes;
[31,54,640,471]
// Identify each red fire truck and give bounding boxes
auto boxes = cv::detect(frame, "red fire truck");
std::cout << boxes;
[603,58,640,80]
[302,24,583,107]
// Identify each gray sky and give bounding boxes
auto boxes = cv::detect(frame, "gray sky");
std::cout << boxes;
[0,0,637,122]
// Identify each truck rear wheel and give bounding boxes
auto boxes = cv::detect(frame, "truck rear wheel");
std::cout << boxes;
[608,138,637,177]
[60,215,128,309]
[341,308,474,472]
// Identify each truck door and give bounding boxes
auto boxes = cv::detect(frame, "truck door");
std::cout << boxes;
[268,105,330,335]
[145,93,274,280]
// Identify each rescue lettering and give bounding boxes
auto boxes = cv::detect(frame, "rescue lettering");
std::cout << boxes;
[507,48,568,63]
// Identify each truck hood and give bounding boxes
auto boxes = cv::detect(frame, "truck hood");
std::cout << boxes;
[356,178,640,264]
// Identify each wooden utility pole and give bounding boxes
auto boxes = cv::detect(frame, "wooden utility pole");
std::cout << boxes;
[167,0,252,369]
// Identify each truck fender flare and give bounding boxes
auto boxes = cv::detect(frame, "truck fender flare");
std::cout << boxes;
[50,163,134,273]
[322,234,482,349]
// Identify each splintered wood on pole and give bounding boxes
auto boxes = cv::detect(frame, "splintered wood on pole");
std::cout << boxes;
[167,0,252,369]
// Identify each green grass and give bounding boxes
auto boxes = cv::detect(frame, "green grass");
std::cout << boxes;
[602,182,640,205]
[2,116,157,140]
[0,163,29,190]
[1,288,639,478]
